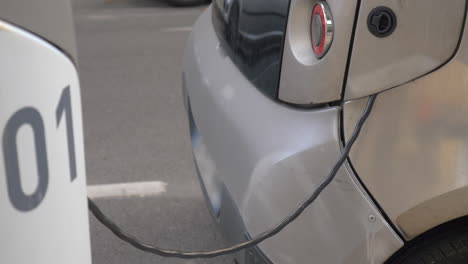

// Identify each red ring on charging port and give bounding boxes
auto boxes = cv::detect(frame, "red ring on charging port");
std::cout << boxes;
[311,4,326,56]
[311,1,333,59]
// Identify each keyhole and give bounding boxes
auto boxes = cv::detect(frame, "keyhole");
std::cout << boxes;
[367,7,397,38]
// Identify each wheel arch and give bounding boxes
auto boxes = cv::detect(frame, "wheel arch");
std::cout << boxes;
[396,186,468,239]
[386,214,468,263]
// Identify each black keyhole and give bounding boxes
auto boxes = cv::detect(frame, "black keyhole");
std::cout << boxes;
[376,13,390,32]
[367,7,397,38]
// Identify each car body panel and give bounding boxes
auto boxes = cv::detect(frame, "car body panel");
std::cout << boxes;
[345,0,466,100]
[183,8,403,263]
[278,0,358,105]
[344,13,468,239]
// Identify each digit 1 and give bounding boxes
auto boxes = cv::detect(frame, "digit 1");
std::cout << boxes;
[3,108,49,211]
[56,86,77,182]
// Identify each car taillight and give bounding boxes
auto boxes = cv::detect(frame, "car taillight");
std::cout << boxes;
[311,1,333,59]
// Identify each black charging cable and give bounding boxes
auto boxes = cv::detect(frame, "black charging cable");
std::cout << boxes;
[88,94,377,259]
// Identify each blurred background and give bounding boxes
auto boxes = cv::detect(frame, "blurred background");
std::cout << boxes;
[71,0,234,263]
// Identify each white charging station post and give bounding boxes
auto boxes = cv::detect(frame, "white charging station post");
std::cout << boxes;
[0,21,92,263]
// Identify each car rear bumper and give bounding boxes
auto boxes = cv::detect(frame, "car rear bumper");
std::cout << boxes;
[183,7,403,264]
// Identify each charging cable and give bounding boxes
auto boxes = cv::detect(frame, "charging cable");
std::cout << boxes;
[88,94,377,259]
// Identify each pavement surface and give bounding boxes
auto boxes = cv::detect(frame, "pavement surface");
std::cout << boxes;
[72,0,235,263]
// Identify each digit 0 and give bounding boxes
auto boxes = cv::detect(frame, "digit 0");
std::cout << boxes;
[2,107,49,212]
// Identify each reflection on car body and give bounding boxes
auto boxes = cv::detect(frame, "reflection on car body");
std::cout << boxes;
[212,0,289,97]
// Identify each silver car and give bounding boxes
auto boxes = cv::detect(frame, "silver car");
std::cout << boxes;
[183,0,468,263]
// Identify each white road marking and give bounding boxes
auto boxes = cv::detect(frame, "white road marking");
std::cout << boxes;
[87,181,168,199]
[82,14,116,20]
[79,12,195,21]
[161,26,193,32]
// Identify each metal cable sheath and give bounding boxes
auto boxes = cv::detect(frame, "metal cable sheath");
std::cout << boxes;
[88,94,377,259]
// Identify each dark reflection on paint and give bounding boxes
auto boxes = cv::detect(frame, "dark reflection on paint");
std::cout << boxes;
[212,0,290,99]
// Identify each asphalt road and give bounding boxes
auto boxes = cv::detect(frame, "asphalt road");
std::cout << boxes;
[72,1,235,263]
